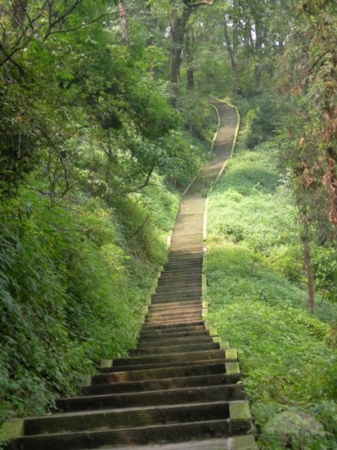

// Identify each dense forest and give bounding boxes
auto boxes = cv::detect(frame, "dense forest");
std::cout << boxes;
[0,0,336,448]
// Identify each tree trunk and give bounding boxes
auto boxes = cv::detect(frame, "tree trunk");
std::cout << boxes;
[185,27,195,90]
[170,6,192,98]
[223,19,238,94]
[118,2,129,44]
[301,214,315,312]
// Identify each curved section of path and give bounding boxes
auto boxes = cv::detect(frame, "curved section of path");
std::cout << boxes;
[3,101,257,450]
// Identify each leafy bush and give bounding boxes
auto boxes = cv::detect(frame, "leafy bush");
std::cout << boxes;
[234,94,285,149]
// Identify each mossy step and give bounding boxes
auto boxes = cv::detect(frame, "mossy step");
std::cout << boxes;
[112,349,227,368]
[166,253,203,260]
[148,301,201,311]
[158,272,202,279]
[167,249,204,256]
[151,296,202,304]
[141,321,205,332]
[169,241,204,248]
[130,342,219,356]
[145,317,203,327]
[139,330,208,340]
[157,275,201,282]
[140,320,207,336]
[9,417,252,450]
[82,435,258,450]
[155,285,202,294]
[145,312,202,323]
[19,401,249,435]
[154,289,201,298]
[82,373,242,396]
[145,316,203,325]
[137,336,214,348]
[170,232,203,239]
[151,295,201,303]
[110,348,237,367]
[173,223,204,229]
[152,293,202,300]
[169,246,204,253]
[147,306,202,316]
[56,384,245,413]
[96,361,233,380]
[138,329,210,341]
[170,238,204,244]
[161,268,202,276]
[146,310,202,319]
[147,303,202,311]
[162,261,203,271]
[105,358,229,373]
[152,289,201,295]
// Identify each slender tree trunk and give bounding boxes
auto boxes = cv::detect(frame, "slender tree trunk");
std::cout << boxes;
[145,0,154,47]
[301,214,315,312]
[185,27,195,90]
[170,6,192,98]
[223,19,238,94]
[118,2,129,44]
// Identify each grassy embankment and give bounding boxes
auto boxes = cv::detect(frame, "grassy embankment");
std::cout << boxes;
[205,142,337,449]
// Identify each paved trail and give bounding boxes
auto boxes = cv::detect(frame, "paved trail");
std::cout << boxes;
[4,100,257,450]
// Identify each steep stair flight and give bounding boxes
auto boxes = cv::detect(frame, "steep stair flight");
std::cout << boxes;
[1,99,257,450]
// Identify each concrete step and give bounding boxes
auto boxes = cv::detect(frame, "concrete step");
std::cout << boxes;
[141,322,205,332]
[74,436,257,450]
[155,286,202,295]
[56,384,245,412]
[137,336,214,348]
[151,295,202,304]
[145,309,202,319]
[162,261,203,271]
[146,308,202,319]
[148,300,201,311]
[10,401,252,450]
[82,373,242,396]
[144,316,203,326]
[130,342,220,356]
[95,361,236,382]
[105,359,230,373]
[10,420,250,450]
[138,329,211,341]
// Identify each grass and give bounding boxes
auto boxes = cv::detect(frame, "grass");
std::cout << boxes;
[205,143,337,449]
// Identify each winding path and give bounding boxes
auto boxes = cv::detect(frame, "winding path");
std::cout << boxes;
[4,100,257,450]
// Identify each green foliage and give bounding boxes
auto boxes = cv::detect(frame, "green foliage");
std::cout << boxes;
[206,141,337,447]
[279,0,337,239]
[178,92,218,143]
[0,178,179,424]
[312,247,337,305]
[236,95,285,149]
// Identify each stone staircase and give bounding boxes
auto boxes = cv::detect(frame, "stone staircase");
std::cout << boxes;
[1,101,257,450]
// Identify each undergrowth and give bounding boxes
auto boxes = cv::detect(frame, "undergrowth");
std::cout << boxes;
[206,143,337,449]
[0,174,179,424]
